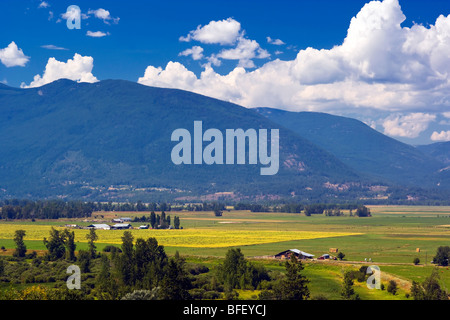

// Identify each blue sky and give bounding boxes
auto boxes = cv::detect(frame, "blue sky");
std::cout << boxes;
[1,0,450,145]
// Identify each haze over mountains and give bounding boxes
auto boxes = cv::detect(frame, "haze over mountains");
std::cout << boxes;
[0,79,448,202]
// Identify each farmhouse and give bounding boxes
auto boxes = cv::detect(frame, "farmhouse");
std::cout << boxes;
[111,223,132,230]
[275,249,314,260]
[87,224,111,230]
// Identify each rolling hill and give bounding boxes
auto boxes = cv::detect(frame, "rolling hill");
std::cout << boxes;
[417,142,450,165]
[0,79,371,201]
[256,108,442,187]
[416,141,450,189]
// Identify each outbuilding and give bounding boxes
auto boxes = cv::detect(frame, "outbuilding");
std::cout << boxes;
[111,223,132,230]
[87,224,111,230]
[274,249,314,260]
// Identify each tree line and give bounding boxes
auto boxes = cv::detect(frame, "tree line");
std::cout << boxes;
[132,211,181,229]
[0,200,94,220]
[0,199,373,220]
[0,200,176,220]
[234,203,370,216]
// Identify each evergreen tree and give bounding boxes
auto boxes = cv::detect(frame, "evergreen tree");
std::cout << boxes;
[77,250,91,273]
[86,228,99,259]
[13,229,27,258]
[410,281,424,300]
[150,211,156,229]
[0,258,4,277]
[341,271,356,300]
[174,216,180,229]
[95,254,119,300]
[432,246,450,266]
[160,252,191,300]
[118,231,135,286]
[63,229,76,261]
[276,254,310,300]
[161,211,167,228]
[411,268,449,300]
[217,248,249,289]
[43,228,66,261]
[134,238,150,286]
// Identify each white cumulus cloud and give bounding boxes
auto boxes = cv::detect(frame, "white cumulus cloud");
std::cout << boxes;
[0,42,30,67]
[61,5,80,21]
[180,18,241,45]
[86,31,109,38]
[217,37,270,68]
[38,1,50,8]
[88,8,119,24]
[179,46,204,60]
[431,131,450,141]
[137,0,450,119]
[267,37,285,45]
[382,113,436,138]
[21,53,98,88]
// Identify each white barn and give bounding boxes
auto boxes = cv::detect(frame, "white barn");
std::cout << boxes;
[88,224,111,230]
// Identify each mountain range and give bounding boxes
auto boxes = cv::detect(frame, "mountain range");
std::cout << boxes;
[255,108,443,187]
[0,79,448,202]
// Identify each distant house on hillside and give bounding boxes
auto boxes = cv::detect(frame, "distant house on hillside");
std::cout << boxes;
[87,224,111,230]
[275,249,314,260]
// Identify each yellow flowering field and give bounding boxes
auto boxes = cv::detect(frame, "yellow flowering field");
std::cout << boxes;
[0,224,361,248]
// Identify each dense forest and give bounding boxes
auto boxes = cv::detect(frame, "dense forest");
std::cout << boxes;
[0,200,174,220]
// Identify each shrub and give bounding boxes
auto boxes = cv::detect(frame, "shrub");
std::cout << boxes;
[387,280,398,295]
[102,245,122,253]
[26,251,37,259]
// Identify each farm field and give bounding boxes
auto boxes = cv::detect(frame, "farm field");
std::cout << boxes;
[0,205,449,300]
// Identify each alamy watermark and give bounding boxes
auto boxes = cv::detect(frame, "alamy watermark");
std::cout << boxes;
[65,5,81,30]
[66,265,81,290]
[366,265,381,290]
[171,121,280,175]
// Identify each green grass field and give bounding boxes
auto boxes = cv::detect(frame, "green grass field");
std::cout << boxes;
[1,205,449,300]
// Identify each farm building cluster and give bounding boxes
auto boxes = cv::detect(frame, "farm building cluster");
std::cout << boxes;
[65,217,150,230]
[274,249,338,261]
